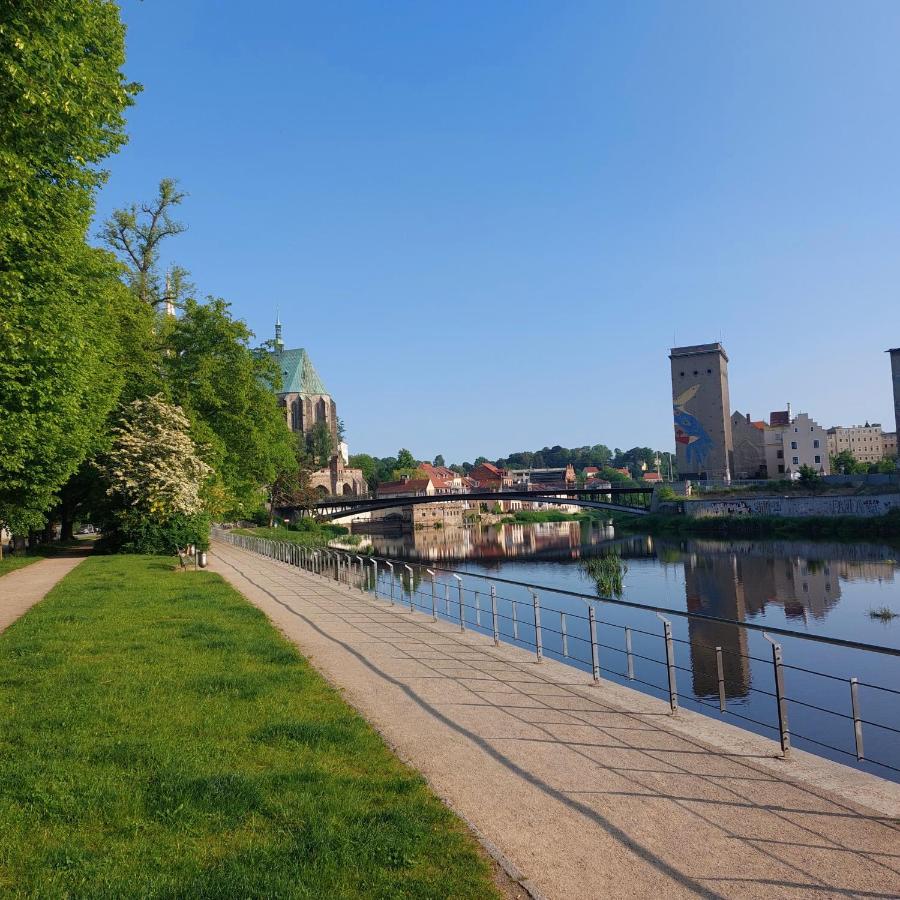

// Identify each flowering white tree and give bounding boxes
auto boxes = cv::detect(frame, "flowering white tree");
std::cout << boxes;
[104,395,211,519]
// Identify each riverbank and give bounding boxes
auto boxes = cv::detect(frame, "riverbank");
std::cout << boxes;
[232,522,362,548]
[619,508,900,546]
[0,555,500,896]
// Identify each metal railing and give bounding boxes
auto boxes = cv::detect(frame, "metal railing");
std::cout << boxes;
[213,528,900,780]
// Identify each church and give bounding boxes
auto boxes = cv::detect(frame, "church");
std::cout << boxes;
[272,319,368,497]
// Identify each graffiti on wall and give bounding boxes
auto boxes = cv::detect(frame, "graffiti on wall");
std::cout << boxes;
[674,384,713,471]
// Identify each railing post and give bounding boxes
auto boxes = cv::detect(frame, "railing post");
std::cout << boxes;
[426,570,437,621]
[474,591,481,627]
[385,562,395,605]
[763,633,789,757]
[656,613,678,714]
[370,559,378,598]
[850,677,864,761]
[511,600,519,640]
[444,582,450,614]
[560,612,568,657]
[490,585,499,645]
[354,555,365,592]
[530,590,543,663]
[588,606,600,683]
[625,627,634,680]
[452,575,464,632]
[716,646,727,712]
[404,564,415,612]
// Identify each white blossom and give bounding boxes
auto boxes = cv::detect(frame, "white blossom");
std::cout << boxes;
[104,394,212,518]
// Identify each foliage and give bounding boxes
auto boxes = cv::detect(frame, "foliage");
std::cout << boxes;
[348,453,378,489]
[582,553,627,598]
[103,395,211,520]
[306,420,335,469]
[396,448,416,470]
[0,0,139,536]
[830,450,868,475]
[164,297,295,516]
[101,510,211,554]
[797,464,821,486]
[0,555,499,897]
[433,454,445,466]
[99,177,188,307]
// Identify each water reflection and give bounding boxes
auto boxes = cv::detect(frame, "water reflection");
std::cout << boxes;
[370,520,616,563]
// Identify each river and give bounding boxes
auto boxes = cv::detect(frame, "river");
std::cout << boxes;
[364,521,900,780]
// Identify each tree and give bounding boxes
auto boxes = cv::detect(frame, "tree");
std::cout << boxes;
[0,0,139,538]
[830,450,867,475]
[396,448,416,469]
[433,454,445,467]
[100,178,189,309]
[797,464,820,486]
[164,297,295,516]
[101,395,211,551]
[348,453,378,490]
[307,421,335,469]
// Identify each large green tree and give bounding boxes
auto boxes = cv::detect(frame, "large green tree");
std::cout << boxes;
[164,298,295,517]
[0,1,139,536]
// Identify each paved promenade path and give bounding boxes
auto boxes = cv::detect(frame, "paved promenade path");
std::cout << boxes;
[0,546,91,635]
[211,542,900,900]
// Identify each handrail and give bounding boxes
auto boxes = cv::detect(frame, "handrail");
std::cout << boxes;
[212,527,900,777]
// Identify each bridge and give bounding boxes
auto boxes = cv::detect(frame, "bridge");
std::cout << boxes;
[286,487,653,520]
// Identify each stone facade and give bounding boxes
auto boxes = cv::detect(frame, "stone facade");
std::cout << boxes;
[670,343,733,480]
[272,325,367,497]
[730,412,766,479]
[890,348,900,443]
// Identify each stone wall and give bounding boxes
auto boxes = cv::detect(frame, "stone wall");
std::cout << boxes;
[683,494,900,519]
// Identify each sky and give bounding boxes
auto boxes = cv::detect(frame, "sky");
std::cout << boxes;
[96,1,900,463]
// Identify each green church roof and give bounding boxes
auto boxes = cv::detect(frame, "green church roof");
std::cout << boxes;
[275,348,330,396]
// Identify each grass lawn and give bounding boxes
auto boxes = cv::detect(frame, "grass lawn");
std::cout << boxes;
[0,555,500,898]
[232,525,362,548]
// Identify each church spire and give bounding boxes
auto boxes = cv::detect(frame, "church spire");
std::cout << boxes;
[274,310,284,353]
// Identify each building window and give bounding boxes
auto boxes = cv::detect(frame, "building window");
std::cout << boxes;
[778,464,785,473]
[707,368,712,374]
[791,441,798,450]
[777,450,783,459]
[815,455,821,464]
[792,456,799,465]
[813,439,820,448]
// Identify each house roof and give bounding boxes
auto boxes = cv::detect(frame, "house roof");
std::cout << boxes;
[751,420,766,431]
[375,479,432,496]
[473,462,504,476]
[583,466,600,474]
[642,472,663,482]
[273,348,329,396]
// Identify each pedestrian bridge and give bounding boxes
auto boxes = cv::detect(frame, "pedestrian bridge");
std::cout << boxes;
[289,487,653,521]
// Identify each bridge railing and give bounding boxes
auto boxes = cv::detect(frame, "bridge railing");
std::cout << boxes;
[212,527,900,781]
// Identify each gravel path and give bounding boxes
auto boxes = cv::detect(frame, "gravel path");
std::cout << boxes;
[211,542,900,900]
[0,547,91,634]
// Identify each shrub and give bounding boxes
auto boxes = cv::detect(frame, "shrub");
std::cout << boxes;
[100,511,210,554]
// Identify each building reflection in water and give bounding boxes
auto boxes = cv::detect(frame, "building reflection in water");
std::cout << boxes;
[370,525,896,703]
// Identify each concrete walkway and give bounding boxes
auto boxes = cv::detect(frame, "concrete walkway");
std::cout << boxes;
[0,547,91,634]
[211,542,900,900]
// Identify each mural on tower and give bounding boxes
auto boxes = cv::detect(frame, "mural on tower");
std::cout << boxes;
[673,384,713,471]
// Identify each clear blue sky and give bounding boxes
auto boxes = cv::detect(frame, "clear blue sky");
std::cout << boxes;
[96,1,900,463]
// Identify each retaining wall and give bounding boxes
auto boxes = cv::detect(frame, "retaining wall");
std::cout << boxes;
[683,493,900,519]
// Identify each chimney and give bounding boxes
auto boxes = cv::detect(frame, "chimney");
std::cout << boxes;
[787,400,792,421]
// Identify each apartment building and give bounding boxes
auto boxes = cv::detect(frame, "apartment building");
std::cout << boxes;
[767,411,830,477]
[826,423,885,464]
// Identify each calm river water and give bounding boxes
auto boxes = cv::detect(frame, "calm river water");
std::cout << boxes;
[365,521,900,779]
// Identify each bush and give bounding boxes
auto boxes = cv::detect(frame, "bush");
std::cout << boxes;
[100,511,210,554]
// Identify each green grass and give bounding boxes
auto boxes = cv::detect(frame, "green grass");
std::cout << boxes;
[624,509,900,548]
[233,524,349,549]
[500,509,596,525]
[0,555,499,898]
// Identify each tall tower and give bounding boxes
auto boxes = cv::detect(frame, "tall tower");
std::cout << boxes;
[274,313,284,353]
[889,347,900,439]
[670,343,733,481]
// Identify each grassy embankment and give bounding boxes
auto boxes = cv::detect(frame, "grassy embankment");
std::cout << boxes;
[500,509,604,525]
[233,521,362,548]
[0,555,499,897]
[617,509,900,547]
